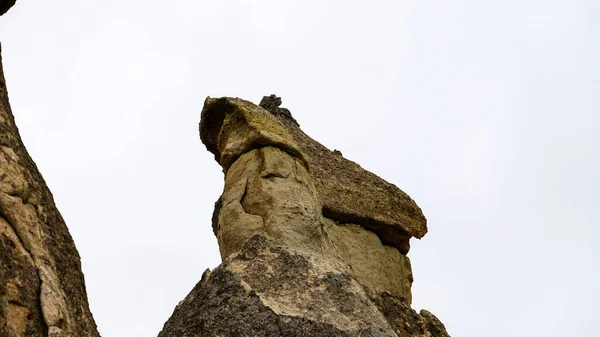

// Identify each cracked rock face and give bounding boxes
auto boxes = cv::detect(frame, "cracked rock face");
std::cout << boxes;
[200,97,426,254]
[1,44,99,336]
[218,145,324,259]
[160,96,450,336]
[160,236,448,337]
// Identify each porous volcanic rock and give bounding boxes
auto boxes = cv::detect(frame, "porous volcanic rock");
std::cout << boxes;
[160,96,450,336]
[159,235,448,337]
[0,42,100,336]
[200,96,426,254]
[211,142,413,300]
[200,97,308,172]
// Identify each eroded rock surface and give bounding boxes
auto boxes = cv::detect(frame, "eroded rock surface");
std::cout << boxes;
[200,96,426,254]
[160,96,450,336]
[217,145,324,259]
[1,37,99,336]
[159,236,448,337]
[214,142,413,301]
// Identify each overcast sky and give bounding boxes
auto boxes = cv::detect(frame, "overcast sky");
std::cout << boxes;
[1,1,599,336]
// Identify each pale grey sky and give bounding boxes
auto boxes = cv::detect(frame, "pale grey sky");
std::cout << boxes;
[1,1,599,336]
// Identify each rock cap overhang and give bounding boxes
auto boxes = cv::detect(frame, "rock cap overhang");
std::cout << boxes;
[199,96,428,252]
[200,96,309,172]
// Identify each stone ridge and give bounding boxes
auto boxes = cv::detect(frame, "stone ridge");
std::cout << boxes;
[1,43,100,336]
[199,96,427,253]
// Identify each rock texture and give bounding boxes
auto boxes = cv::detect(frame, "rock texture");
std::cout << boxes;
[201,96,426,254]
[160,96,450,336]
[160,236,446,337]
[1,2,450,334]
[1,8,100,335]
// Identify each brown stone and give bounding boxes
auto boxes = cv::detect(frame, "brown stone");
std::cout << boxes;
[200,97,308,173]
[1,3,450,333]
[162,95,452,336]
[159,235,448,337]
[1,43,99,337]
[214,144,412,300]
[200,96,426,254]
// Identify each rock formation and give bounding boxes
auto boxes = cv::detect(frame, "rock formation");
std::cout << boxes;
[2,3,450,334]
[159,96,450,336]
[0,3,100,336]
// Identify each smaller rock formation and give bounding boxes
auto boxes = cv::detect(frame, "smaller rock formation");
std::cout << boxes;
[159,96,450,336]
[259,94,299,126]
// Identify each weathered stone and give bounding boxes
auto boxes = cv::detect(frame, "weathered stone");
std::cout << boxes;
[200,96,308,172]
[323,218,413,303]
[0,216,46,336]
[163,95,451,336]
[211,195,222,236]
[2,3,450,333]
[1,44,99,336]
[217,146,324,259]
[258,94,282,114]
[215,143,412,300]
[259,94,299,126]
[366,288,451,337]
[200,96,426,254]
[275,113,426,249]
[159,235,447,337]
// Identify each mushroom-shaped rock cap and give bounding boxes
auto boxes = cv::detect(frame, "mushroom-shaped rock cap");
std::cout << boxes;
[200,96,427,252]
[200,97,309,172]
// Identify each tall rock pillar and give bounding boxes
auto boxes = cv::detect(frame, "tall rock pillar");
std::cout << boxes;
[159,96,450,337]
